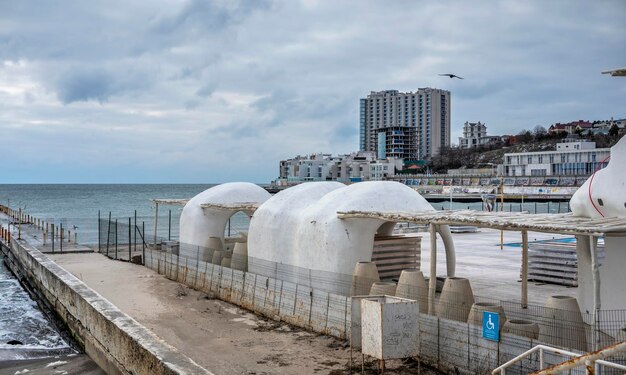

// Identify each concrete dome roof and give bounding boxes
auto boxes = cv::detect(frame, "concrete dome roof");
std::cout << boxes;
[179,182,271,249]
[248,181,435,279]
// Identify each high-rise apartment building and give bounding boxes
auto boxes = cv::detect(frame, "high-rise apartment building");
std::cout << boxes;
[359,88,450,160]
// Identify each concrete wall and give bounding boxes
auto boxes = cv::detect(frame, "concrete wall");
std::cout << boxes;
[6,239,211,375]
[145,249,578,374]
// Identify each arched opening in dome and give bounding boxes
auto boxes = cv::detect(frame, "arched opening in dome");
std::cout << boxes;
[368,220,422,283]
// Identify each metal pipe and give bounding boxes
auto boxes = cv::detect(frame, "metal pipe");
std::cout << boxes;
[532,341,626,375]
[428,223,437,315]
[142,221,145,265]
[128,217,131,261]
[134,210,137,252]
[521,230,528,309]
[153,203,159,248]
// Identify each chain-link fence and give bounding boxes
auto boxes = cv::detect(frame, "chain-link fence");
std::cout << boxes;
[131,237,626,374]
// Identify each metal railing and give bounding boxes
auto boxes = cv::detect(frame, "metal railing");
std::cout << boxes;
[492,342,626,375]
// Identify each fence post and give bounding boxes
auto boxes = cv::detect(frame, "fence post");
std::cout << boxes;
[168,209,171,241]
[51,224,55,253]
[128,217,131,261]
[106,212,111,257]
[98,210,101,253]
[134,210,137,252]
[60,223,63,253]
[115,219,118,260]
[142,221,145,265]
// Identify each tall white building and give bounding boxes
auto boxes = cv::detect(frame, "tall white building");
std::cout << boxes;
[360,88,450,160]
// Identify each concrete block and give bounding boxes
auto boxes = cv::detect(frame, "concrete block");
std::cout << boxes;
[241,272,256,310]
[310,290,329,333]
[437,318,470,370]
[292,285,313,328]
[263,277,281,317]
[361,296,419,360]
[468,324,499,373]
[230,270,245,305]
[252,275,269,315]
[219,268,233,300]
[499,333,536,373]
[326,293,348,339]
[350,296,383,349]
[417,313,439,362]
[278,281,297,322]
[209,265,222,294]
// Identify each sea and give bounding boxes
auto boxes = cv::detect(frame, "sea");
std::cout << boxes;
[0,183,571,362]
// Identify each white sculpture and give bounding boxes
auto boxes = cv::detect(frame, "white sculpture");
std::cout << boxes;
[179,182,271,250]
[247,181,456,294]
[571,135,626,218]
[569,134,626,329]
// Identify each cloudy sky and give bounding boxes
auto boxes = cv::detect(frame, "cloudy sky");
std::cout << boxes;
[1,1,625,183]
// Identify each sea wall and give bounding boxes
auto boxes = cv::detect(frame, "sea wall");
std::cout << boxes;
[144,248,569,374]
[4,238,211,375]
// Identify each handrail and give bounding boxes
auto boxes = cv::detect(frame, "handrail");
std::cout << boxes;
[492,342,626,375]
[532,340,626,375]
[492,345,578,374]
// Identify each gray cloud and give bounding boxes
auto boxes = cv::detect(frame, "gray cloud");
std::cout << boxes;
[0,0,625,183]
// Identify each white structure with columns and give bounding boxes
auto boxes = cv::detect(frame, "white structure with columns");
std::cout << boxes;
[179,182,271,252]
[571,135,626,321]
[247,181,456,293]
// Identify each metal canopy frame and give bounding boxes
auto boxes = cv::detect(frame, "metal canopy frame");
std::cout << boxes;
[337,210,626,237]
[337,209,626,350]
[199,202,261,212]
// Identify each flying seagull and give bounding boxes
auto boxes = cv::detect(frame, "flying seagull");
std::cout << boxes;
[439,73,464,79]
[601,67,626,77]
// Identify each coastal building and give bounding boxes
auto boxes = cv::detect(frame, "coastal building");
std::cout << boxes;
[359,88,450,160]
[458,121,500,149]
[502,138,610,177]
[277,151,403,184]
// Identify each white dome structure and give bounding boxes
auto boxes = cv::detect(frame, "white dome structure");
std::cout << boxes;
[248,181,456,293]
[179,182,271,252]
[571,135,626,218]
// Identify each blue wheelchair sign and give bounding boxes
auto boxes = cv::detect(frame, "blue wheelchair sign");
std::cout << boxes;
[482,311,499,342]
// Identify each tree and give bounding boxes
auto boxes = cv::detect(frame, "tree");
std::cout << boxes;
[533,125,547,136]
[516,130,533,143]
[609,124,619,137]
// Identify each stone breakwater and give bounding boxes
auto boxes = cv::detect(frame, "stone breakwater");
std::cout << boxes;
[2,236,212,375]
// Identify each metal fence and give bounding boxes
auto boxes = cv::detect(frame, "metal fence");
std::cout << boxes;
[135,238,626,374]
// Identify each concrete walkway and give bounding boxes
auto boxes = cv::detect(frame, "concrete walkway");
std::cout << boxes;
[420,228,577,306]
[51,253,434,374]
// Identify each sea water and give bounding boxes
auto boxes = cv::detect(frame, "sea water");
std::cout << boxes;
[0,184,253,244]
[0,184,569,245]
[0,262,72,360]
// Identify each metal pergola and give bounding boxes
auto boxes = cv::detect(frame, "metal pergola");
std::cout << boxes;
[337,209,626,350]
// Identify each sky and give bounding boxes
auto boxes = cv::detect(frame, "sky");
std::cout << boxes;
[1,1,625,183]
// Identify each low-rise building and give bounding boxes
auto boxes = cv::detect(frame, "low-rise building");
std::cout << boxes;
[503,138,610,177]
[277,151,403,184]
[458,121,500,148]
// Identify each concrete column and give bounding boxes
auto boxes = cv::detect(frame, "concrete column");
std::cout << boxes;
[428,223,437,315]
[521,230,528,309]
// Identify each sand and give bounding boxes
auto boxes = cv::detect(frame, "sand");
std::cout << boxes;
[51,253,436,374]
